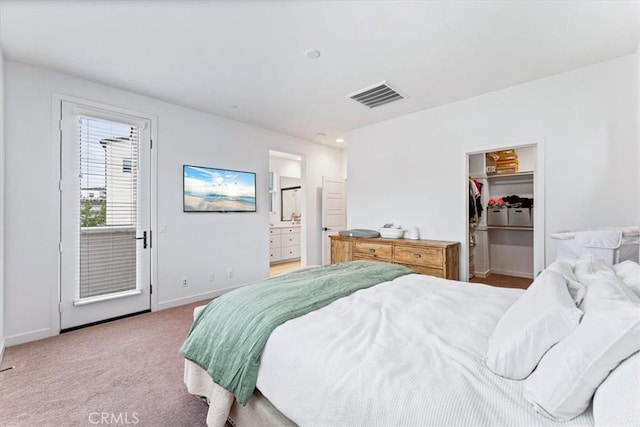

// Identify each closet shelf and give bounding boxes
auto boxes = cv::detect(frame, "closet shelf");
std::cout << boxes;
[487,171,533,184]
[469,173,488,180]
[488,225,533,231]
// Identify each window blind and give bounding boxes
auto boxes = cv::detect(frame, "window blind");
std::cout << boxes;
[77,116,141,299]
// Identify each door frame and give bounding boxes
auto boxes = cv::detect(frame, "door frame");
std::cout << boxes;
[51,94,158,335]
[268,150,307,269]
[461,138,545,282]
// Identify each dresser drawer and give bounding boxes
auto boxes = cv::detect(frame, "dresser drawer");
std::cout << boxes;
[394,245,443,268]
[281,233,300,247]
[354,254,389,264]
[400,263,444,278]
[281,245,301,260]
[354,242,392,260]
[281,227,300,235]
[270,249,282,262]
[269,234,282,249]
[270,228,282,235]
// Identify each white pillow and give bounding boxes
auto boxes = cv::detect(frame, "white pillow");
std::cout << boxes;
[486,270,582,380]
[613,260,640,299]
[577,266,640,313]
[573,253,615,285]
[546,260,587,305]
[523,278,640,421]
[593,350,640,426]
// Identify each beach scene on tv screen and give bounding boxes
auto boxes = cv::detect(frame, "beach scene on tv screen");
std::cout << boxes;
[184,166,256,212]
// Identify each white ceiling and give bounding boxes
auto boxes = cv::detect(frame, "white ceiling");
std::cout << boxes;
[1,1,638,148]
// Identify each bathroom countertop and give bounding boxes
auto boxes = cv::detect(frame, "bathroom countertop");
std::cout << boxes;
[270,223,301,229]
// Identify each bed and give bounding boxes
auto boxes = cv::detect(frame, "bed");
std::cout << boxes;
[182,259,640,427]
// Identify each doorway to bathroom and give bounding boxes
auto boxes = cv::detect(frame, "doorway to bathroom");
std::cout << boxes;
[269,150,305,276]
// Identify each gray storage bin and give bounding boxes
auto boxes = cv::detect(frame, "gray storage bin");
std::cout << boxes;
[508,207,532,227]
[487,208,508,226]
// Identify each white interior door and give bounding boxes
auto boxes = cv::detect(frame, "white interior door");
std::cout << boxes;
[60,101,151,330]
[322,177,347,265]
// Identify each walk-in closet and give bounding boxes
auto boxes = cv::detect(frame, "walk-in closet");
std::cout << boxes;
[468,146,536,285]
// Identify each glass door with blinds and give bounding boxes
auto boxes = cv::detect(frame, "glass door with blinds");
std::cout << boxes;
[60,101,151,330]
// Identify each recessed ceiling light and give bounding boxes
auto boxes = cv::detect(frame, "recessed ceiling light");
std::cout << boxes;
[336,138,344,143]
[316,133,326,139]
[305,49,321,59]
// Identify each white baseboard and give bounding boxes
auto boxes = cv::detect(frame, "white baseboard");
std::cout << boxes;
[155,284,245,311]
[0,338,5,365]
[5,328,52,347]
[490,268,534,279]
[4,286,248,346]
[474,269,491,278]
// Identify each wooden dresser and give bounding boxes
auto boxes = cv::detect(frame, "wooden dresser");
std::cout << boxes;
[330,235,460,280]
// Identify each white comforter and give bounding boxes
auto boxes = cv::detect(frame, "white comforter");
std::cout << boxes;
[257,274,594,426]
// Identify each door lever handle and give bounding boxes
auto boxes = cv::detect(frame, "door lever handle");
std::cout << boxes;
[136,231,147,249]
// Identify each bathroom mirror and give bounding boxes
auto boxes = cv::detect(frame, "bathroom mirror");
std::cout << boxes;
[281,186,301,221]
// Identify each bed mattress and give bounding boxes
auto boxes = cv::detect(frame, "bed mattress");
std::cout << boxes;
[256,274,594,426]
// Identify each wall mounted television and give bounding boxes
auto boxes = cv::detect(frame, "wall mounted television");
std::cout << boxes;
[183,165,256,212]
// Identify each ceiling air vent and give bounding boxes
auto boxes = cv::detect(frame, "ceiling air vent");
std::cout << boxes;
[347,81,406,108]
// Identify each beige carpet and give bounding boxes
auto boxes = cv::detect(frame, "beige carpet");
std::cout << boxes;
[0,301,211,427]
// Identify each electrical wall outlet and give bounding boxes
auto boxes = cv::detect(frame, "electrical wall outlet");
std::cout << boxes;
[227,269,234,279]
[181,277,188,287]
[208,273,215,282]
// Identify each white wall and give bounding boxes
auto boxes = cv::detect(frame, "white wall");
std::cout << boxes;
[3,61,344,345]
[347,54,639,276]
[270,157,301,181]
[0,47,5,358]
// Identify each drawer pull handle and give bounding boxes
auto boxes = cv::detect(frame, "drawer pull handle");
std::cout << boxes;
[515,210,522,213]
[369,248,375,253]
[413,253,422,258]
